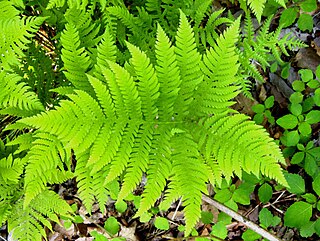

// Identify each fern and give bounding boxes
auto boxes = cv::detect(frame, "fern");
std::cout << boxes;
[19,11,287,236]
[241,0,286,22]
[0,1,46,69]
[8,190,73,241]
[238,14,306,97]
[0,72,44,117]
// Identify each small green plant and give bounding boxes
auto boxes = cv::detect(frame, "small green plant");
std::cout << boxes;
[275,66,320,238]
[277,68,320,177]
[279,0,317,32]
[283,172,320,237]
[252,96,275,125]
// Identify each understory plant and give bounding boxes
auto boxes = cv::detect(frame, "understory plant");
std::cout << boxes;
[0,0,304,240]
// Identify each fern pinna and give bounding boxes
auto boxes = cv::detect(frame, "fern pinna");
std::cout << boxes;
[17,11,288,236]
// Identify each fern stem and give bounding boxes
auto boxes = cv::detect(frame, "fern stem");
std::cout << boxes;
[202,195,281,241]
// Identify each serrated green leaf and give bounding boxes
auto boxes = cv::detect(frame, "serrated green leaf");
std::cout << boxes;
[307,79,320,89]
[285,131,300,147]
[279,8,298,28]
[290,92,304,104]
[284,202,312,228]
[259,208,274,228]
[201,211,213,224]
[284,173,305,194]
[258,183,273,203]
[289,103,302,116]
[300,221,315,238]
[312,174,320,196]
[302,193,317,204]
[305,153,318,178]
[315,219,320,236]
[291,151,305,164]
[232,183,255,205]
[298,14,313,31]
[253,113,264,125]
[115,200,127,213]
[104,217,120,235]
[305,110,320,124]
[252,104,265,113]
[214,189,232,203]
[299,69,314,82]
[140,212,152,223]
[292,80,305,92]
[90,230,109,241]
[303,97,315,112]
[300,0,317,12]
[154,217,169,230]
[315,89,320,106]
[276,114,298,129]
[242,229,261,241]
[264,96,274,109]
[298,122,311,136]
[211,221,228,240]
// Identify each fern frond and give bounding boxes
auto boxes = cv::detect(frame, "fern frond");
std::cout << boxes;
[202,114,287,185]
[8,190,72,241]
[247,0,267,22]
[0,155,23,185]
[94,27,117,79]
[0,1,20,19]
[194,8,233,52]
[24,132,73,207]
[170,132,209,235]
[126,42,160,120]
[0,15,45,68]
[174,10,203,118]
[117,124,153,201]
[194,18,241,115]
[65,6,101,51]
[60,23,92,92]
[75,151,95,212]
[136,126,172,216]
[16,11,288,237]
[0,72,44,117]
[107,61,142,119]
[155,24,181,120]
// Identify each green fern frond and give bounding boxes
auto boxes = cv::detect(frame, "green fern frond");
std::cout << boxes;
[155,24,181,120]
[65,6,101,51]
[60,23,92,91]
[75,151,95,212]
[194,8,233,53]
[170,132,209,235]
[194,18,241,115]
[17,11,287,237]
[126,42,160,120]
[94,27,117,79]
[8,190,72,241]
[136,125,172,216]
[24,132,73,207]
[0,15,46,68]
[0,72,44,117]
[0,155,23,185]
[247,0,267,22]
[202,114,287,185]
[0,1,20,18]
[174,10,203,118]
[107,61,142,119]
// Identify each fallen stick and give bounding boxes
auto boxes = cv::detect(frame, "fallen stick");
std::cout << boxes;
[202,195,281,241]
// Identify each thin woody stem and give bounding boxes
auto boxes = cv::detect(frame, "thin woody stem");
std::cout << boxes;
[202,195,281,241]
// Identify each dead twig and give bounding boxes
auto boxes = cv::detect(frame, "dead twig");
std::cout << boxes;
[202,195,281,241]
